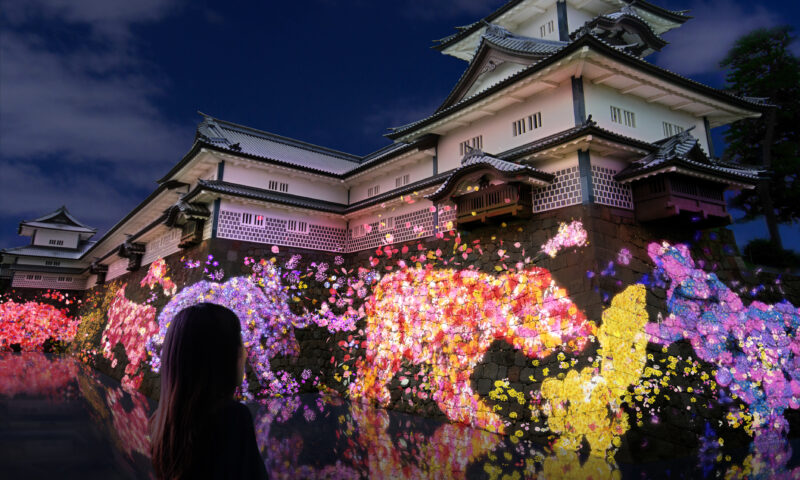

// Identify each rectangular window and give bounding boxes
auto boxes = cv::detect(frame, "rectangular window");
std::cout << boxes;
[57,276,72,282]
[513,118,526,136]
[395,174,410,188]
[379,217,394,232]
[610,106,636,127]
[351,224,367,239]
[624,110,636,128]
[459,135,483,155]
[367,185,380,197]
[241,213,265,227]
[286,220,309,234]
[513,112,542,137]
[268,180,289,192]
[541,20,554,37]
[45,260,61,266]
[48,239,64,246]
[610,106,622,124]
[26,274,42,280]
[530,111,542,129]
[662,121,684,137]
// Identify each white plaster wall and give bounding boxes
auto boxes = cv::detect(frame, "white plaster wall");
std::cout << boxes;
[565,4,595,33]
[529,152,581,173]
[516,4,559,40]
[85,274,98,289]
[437,81,575,173]
[464,62,528,100]
[223,164,347,204]
[12,271,87,290]
[106,258,129,282]
[584,82,710,153]
[348,198,435,231]
[349,157,433,204]
[219,199,346,229]
[142,228,181,267]
[14,257,83,269]
[203,202,215,240]
[32,229,80,249]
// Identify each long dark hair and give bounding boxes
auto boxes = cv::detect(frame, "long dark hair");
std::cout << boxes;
[149,302,243,480]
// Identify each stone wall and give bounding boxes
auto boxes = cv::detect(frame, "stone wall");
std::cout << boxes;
[57,204,800,466]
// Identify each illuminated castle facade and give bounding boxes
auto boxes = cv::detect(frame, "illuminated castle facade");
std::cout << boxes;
[1,0,763,290]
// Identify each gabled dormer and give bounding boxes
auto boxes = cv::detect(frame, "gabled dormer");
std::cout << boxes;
[571,5,667,57]
[18,206,96,250]
[437,24,567,111]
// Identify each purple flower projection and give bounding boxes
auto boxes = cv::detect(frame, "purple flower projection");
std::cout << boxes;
[146,259,359,397]
[646,242,800,447]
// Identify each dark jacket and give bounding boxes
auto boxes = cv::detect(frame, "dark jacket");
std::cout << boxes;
[185,400,269,480]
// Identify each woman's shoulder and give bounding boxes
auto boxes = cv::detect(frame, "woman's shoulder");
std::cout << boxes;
[213,400,254,426]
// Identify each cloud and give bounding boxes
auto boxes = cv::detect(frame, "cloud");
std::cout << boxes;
[655,0,782,76]
[0,162,147,248]
[0,0,192,241]
[1,0,179,41]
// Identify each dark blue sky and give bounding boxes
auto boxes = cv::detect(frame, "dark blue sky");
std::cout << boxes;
[1,0,799,251]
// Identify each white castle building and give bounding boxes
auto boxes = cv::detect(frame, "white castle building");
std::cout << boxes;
[1,0,763,291]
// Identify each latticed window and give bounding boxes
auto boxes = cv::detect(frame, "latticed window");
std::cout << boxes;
[459,135,483,155]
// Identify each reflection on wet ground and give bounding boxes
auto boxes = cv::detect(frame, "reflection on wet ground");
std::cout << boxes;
[2,353,800,479]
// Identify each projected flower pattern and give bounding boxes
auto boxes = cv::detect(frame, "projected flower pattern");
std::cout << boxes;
[7,216,800,473]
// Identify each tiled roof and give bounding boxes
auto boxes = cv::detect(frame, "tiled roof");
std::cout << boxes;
[1,241,97,260]
[498,118,653,160]
[21,206,96,233]
[192,114,432,178]
[192,180,347,214]
[190,176,452,214]
[9,264,86,275]
[196,115,361,175]
[428,150,554,201]
[482,24,567,55]
[432,0,690,52]
[389,33,766,140]
[615,129,762,183]
[434,24,567,112]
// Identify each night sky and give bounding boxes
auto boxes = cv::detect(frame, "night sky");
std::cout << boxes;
[1,0,799,251]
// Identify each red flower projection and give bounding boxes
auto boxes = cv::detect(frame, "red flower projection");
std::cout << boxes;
[0,300,79,351]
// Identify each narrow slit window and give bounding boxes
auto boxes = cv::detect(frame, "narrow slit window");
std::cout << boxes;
[379,217,394,232]
[662,121,684,137]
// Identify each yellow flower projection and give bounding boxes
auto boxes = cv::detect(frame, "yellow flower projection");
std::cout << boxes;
[541,284,648,458]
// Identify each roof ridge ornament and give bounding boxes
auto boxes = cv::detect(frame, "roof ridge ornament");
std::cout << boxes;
[483,22,511,39]
[461,147,485,164]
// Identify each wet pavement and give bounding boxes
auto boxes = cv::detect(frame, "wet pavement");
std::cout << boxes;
[2,353,800,479]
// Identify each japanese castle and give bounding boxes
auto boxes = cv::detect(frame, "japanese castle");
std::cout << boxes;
[1,0,763,291]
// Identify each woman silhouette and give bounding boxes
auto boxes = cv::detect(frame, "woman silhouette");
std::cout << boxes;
[149,303,268,479]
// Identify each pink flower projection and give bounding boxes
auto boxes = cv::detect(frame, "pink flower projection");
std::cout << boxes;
[0,300,79,351]
[101,285,159,390]
[646,242,800,446]
[349,265,595,433]
[139,258,177,296]
[106,384,152,460]
[540,220,587,258]
[0,352,79,398]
